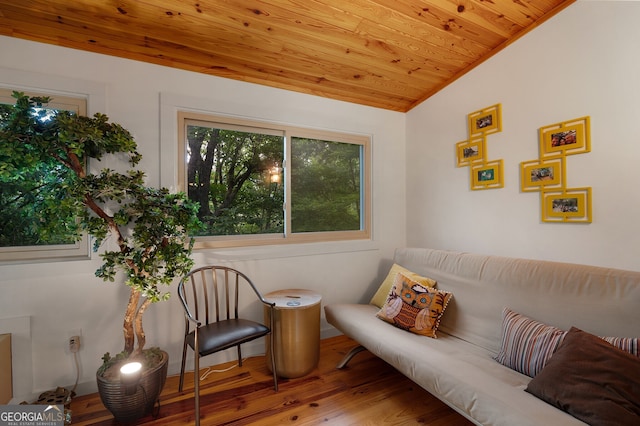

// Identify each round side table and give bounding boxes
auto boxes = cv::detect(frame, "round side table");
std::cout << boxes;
[264,289,322,378]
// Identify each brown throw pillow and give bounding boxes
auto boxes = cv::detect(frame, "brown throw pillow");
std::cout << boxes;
[525,327,640,426]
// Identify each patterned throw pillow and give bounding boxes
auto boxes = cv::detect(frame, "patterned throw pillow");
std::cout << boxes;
[370,263,437,308]
[495,308,639,377]
[376,272,452,338]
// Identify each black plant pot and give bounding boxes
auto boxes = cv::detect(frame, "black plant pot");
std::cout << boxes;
[96,351,168,424]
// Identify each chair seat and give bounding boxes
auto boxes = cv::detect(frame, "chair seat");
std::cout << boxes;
[187,318,270,357]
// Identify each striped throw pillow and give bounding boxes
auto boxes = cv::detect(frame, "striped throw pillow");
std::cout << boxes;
[494,308,639,377]
[601,336,638,356]
[494,308,565,377]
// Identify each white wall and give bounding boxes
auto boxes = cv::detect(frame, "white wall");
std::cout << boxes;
[0,37,406,400]
[407,1,640,270]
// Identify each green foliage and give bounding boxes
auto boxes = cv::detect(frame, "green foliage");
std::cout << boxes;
[185,126,363,237]
[291,138,361,232]
[186,125,284,236]
[0,101,84,246]
[93,185,201,302]
[1,92,202,355]
[98,347,164,377]
[97,351,130,377]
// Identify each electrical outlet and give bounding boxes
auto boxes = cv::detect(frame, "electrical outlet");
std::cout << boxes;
[69,335,80,353]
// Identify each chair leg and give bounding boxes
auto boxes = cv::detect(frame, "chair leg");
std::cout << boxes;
[269,332,278,391]
[237,345,243,367]
[179,338,188,392]
[194,336,200,426]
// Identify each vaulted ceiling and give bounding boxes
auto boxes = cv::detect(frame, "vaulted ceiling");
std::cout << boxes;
[0,0,574,112]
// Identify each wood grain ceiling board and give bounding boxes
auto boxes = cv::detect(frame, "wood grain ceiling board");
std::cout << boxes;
[0,0,575,112]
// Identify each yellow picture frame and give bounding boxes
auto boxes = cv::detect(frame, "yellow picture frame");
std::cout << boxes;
[456,135,485,167]
[539,116,590,158]
[541,187,592,223]
[471,160,504,190]
[520,157,565,192]
[468,104,502,136]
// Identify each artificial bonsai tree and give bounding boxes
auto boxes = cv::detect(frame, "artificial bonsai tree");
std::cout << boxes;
[0,92,201,373]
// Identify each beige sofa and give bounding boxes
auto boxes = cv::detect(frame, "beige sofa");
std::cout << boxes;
[325,248,640,426]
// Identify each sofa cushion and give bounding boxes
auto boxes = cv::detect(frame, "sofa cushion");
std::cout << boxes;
[526,327,640,426]
[494,308,566,377]
[376,272,452,338]
[325,303,586,426]
[370,263,436,308]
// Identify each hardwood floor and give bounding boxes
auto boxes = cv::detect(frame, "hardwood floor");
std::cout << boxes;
[70,335,473,425]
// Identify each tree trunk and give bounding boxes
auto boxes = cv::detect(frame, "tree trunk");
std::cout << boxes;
[133,298,152,355]
[123,288,141,354]
[187,128,218,218]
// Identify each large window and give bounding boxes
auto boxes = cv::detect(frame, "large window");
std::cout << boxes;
[0,89,90,263]
[178,111,371,248]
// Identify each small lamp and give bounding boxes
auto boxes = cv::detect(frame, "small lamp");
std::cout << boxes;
[269,166,280,184]
[120,361,142,395]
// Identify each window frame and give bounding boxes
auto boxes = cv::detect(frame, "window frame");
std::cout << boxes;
[178,110,371,249]
[0,89,91,264]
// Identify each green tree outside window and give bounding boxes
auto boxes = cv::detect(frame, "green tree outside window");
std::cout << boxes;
[181,114,370,246]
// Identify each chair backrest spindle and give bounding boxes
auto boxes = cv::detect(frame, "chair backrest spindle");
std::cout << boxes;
[222,269,229,320]
[199,269,209,325]
[179,265,275,331]
[210,269,218,323]
[234,274,240,318]
[189,275,199,322]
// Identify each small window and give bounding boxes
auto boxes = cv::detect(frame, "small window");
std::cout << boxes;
[0,89,90,263]
[178,111,371,248]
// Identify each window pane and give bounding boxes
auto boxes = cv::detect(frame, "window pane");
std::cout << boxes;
[185,122,284,236]
[291,137,362,233]
[0,102,80,248]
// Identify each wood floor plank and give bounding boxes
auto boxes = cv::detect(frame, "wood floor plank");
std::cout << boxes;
[70,335,473,425]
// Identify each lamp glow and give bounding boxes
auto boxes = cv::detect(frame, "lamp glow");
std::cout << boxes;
[269,166,280,184]
[120,362,142,395]
[121,362,142,375]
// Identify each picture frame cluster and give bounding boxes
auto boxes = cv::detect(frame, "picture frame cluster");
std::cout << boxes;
[456,104,504,190]
[455,106,593,224]
[520,116,592,223]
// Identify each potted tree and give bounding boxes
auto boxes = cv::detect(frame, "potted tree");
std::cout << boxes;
[0,93,201,422]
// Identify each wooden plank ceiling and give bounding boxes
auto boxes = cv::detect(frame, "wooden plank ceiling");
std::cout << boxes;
[0,0,574,112]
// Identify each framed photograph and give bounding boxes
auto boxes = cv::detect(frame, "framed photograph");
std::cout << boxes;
[456,135,485,167]
[468,104,502,136]
[470,160,504,190]
[520,157,565,192]
[539,116,590,158]
[541,187,592,223]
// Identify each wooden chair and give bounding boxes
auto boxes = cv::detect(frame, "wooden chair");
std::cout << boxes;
[177,266,278,425]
